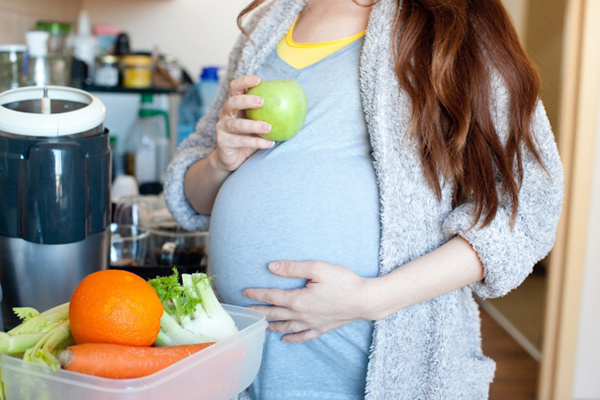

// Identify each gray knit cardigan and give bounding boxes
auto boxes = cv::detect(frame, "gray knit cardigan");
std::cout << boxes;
[163,0,564,398]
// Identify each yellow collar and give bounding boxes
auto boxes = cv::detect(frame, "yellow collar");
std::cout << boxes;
[285,16,365,49]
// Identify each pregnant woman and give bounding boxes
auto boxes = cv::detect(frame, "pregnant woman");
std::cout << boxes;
[164,0,563,398]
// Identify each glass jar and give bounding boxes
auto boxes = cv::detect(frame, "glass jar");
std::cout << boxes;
[121,55,153,89]
[0,45,26,92]
[161,55,182,84]
[35,21,72,86]
[95,55,119,87]
[36,21,72,54]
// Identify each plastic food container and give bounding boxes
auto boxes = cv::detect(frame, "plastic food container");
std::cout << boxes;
[0,305,267,400]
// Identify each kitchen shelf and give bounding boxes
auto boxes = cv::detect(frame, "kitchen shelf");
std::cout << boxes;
[81,84,189,95]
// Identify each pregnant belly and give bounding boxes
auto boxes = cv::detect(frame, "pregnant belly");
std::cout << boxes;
[207,151,380,307]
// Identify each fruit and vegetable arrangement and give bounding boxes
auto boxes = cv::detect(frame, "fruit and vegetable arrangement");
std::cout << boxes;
[0,268,241,399]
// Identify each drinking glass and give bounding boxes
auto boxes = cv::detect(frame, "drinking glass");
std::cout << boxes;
[147,221,208,273]
[110,223,149,267]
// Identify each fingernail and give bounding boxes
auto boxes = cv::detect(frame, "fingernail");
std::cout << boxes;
[269,262,280,272]
[256,97,264,106]
[262,123,271,132]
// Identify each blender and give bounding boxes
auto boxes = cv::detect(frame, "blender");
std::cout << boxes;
[0,86,111,330]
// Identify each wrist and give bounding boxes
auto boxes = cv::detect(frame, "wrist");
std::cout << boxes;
[207,151,228,174]
[183,151,231,215]
[359,275,398,321]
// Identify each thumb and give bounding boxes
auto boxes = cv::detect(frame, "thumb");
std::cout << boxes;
[268,261,321,280]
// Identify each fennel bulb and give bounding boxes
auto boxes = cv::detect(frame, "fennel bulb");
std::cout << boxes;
[148,270,238,346]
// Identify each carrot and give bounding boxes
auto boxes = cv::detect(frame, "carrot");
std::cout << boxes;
[58,342,215,379]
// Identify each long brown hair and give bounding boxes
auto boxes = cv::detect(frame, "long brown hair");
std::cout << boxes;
[238,0,544,228]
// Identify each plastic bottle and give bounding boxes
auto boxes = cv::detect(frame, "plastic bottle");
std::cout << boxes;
[177,66,221,144]
[198,66,221,116]
[111,175,139,201]
[72,10,98,85]
[125,94,171,195]
[114,33,131,57]
[25,31,51,86]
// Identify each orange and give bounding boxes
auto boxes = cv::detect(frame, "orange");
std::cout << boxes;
[69,270,163,347]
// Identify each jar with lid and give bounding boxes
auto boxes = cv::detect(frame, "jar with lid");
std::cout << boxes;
[35,21,72,86]
[0,45,26,92]
[121,55,153,89]
[95,55,119,87]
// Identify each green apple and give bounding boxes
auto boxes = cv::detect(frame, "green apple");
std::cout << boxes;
[246,79,307,141]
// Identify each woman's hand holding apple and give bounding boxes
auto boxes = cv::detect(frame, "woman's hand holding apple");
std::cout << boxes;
[214,75,275,172]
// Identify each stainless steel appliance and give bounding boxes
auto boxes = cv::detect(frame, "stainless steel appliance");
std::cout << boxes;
[0,86,111,330]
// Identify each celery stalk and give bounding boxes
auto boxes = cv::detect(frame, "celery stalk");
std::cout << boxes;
[0,332,45,354]
[23,320,73,371]
[8,303,69,336]
[1,302,72,371]
[12,307,39,321]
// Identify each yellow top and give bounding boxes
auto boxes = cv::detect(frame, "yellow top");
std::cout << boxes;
[277,17,365,70]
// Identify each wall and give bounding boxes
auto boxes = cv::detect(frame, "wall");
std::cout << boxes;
[498,0,567,149]
[500,0,567,144]
[0,0,82,44]
[1,0,554,89]
[501,0,528,38]
[572,76,600,400]
[0,0,248,81]
[81,0,250,81]
[522,0,566,146]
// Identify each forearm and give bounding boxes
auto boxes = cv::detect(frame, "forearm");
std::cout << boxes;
[364,236,484,320]
[183,151,231,215]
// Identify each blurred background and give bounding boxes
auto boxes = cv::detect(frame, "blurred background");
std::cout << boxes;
[0,1,598,399]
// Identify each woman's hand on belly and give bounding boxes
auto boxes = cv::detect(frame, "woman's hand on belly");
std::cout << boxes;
[242,260,375,343]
